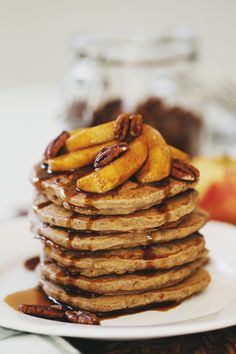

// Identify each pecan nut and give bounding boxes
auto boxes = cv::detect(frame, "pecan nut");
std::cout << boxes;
[170,159,199,182]
[65,310,100,325]
[114,113,143,141]
[24,256,40,271]
[50,304,65,310]
[94,142,128,168]
[18,304,66,320]
[44,130,69,160]
[129,114,143,137]
[114,113,130,141]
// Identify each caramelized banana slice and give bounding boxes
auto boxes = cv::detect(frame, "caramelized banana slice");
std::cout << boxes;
[136,125,171,183]
[76,135,148,193]
[66,122,115,152]
[46,141,116,172]
[169,145,189,162]
[70,127,84,136]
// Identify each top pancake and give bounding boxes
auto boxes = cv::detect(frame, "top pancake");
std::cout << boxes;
[32,165,198,215]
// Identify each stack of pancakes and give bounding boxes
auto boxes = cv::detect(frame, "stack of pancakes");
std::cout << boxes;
[31,165,210,313]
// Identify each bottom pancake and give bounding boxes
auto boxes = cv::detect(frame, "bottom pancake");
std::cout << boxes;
[41,256,208,295]
[40,268,210,312]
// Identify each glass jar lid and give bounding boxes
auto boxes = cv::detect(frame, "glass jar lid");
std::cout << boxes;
[72,27,198,66]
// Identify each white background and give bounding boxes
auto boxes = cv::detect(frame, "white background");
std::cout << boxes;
[0,0,236,220]
[1,0,236,87]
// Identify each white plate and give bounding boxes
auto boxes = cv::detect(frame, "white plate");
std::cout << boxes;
[0,218,236,340]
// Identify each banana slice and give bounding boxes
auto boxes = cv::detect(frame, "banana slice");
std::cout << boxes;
[46,141,116,172]
[169,145,189,162]
[136,125,171,183]
[76,135,148,193]
[66,122,115,152]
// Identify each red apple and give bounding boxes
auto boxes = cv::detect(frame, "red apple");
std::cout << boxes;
[192,156,236,224]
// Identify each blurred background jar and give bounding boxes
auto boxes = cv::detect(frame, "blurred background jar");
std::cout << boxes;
[60,27,236,158]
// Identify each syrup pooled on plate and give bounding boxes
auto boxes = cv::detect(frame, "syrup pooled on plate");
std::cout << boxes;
[4,287,53,311]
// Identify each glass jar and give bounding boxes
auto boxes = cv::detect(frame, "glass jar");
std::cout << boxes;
[59,28,236,156]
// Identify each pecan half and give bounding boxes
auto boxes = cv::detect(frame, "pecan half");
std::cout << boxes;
[18,304,66,320]
[44,131,69,160]
[24,256,40,271]
[65,310,100,325]
[114,113,130,141]
[114,113,143,141]
[50,304,65,310]
[170,159,199,182]
[129,114,143,137]
[94,142,128,168]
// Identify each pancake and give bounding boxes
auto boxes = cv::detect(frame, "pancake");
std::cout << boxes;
[32,164,198,215]
[33,189,198,232]
[40,268,211,312]
[43,233,206,277]
[41,256,208,295]
[32,209,208,251]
